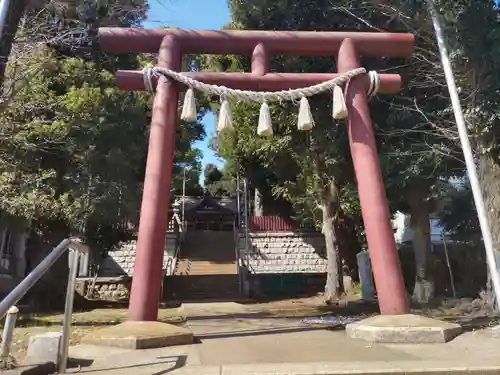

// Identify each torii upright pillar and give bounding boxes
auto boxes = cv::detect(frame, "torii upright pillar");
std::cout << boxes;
[127,36,181,321]
[98,28,414,321]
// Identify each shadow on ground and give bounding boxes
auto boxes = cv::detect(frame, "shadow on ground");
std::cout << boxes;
[439,315,500,332]
[74,355,187,374]
[194,324,343,341]
[185,300,380,321]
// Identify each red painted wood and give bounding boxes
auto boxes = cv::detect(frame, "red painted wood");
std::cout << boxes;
[98,28,414,57]
[115,71,402,94]
[128,36,181,322]
[250,216,297,232]
[338,38,409,315]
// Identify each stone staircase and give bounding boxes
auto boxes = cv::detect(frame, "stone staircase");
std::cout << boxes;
[164,230,240,301]
[175,260,238,275]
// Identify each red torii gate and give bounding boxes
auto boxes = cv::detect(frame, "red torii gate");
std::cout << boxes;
[98,28,414,321]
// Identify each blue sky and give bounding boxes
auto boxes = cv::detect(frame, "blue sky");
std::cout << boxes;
[143,0,230,181]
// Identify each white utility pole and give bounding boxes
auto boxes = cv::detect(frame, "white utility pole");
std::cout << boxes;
[182,166,186,226]
[0,0,11,40]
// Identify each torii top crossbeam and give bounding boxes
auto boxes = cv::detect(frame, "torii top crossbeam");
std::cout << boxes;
[99,27,414,56]
[100,28,414,93]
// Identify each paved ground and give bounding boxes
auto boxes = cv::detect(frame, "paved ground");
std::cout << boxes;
[66,302,500,375]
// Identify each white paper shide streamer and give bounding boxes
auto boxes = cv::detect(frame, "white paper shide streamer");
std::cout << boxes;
[142,67,381,137]
[217,97,233,133]
[297,96,314,130]
[180,88,197,122]
[332,85,348,120]
[257,102,273,137]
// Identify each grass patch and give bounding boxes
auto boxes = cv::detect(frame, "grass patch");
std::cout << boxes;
[1,306,186,364]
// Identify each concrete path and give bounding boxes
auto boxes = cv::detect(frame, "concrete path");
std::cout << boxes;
[68,302,500,375]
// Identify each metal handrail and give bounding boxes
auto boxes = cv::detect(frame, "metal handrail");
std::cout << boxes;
[0,238,88,373]
[232,220,241,296]
[164,214,185,277]
[240,245,257,274]
[171,214,184,274]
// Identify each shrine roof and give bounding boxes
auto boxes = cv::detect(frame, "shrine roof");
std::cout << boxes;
[173,196,238,214]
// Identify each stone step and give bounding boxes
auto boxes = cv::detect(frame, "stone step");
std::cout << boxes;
[180,247,236,258]
[176,260,237,266]
[180,268,235,275]
[175,270,238,275]
[180,246,235,254]
[164,274,240,300]
[181,233,235,247]
[175,261,237,275]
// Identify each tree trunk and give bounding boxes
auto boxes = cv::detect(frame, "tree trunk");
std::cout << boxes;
[408,185,435,304]
[479,154,500,306]
[336,209,361,281]
[254,188,264,216]
[0,0,28,87]
[320,181,344,304]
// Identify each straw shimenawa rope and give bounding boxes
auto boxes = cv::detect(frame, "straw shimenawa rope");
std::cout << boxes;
[142,66,374,101]
[141,66,381,136]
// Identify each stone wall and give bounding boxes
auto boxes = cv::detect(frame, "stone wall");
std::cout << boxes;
[99,231,326,277]
[240,232,327,274]
[75,276,131,301]
[99,234,178,277]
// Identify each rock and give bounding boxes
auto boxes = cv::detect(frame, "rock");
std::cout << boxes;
[83,321,194,349]
[471,298,484,308]
[346,314,462,343]
[25,332,62,366]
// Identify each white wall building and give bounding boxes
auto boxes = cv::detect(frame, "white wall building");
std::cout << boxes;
[391,211,447,246]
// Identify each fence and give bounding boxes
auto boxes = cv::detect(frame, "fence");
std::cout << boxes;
[249,216,298,232]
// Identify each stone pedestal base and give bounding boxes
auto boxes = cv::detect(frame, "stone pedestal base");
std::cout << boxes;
[82,321,194,349]
[346,314,462,343]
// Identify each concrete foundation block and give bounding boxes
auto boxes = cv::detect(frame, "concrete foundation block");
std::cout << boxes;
[82,321,194,349]
[25,332,62,365]
[346,314,462,343]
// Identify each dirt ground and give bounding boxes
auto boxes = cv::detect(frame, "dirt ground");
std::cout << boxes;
[3,295,499,366]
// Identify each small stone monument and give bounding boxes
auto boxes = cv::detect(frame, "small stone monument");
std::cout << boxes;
[26,332,62,366]
[357,250,375,301]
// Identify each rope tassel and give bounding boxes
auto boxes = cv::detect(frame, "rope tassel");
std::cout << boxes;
[181,88,197,122]
[217,97,234,133]
[257,102,273,137]
[297,96,314,130]
[332,85,348,120]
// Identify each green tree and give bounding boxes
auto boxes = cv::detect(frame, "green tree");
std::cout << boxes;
[200,162,235,197]
[172,167,204,198]
[450,1,500,304]
[0,0,208,252]
[0,49,148,245]
[0,49,208,248]
[439,178,479,243]
[204,163,223,187]
[2,0,149,109]
[356,0,500,302]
